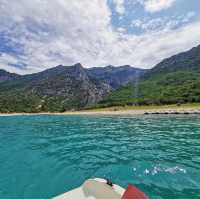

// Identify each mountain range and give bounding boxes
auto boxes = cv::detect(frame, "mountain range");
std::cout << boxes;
[100,45,200,107]
[0,44,200,112]
[0,63,144,112]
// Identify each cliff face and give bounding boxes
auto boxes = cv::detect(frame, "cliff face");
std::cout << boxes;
[24,63,112,107]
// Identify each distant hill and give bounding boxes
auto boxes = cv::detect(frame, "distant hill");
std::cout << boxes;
[0,63,143,112]
[98,45,200,107]
[145,45,200,78]
[0,69,19,83]
[87,65,146,89]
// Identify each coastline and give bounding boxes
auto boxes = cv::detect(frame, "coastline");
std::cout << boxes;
[1,104,200,116]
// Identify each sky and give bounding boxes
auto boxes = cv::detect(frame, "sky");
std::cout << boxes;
[0,0,200,74]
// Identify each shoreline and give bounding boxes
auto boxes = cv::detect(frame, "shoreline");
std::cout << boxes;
[1,105,200,116]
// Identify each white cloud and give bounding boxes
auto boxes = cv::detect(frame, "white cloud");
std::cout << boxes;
[142,0,176,13]
[181,11,196,23]
[117,27,127,33]
[125,21,200,67]
[0,0,199,74]
[131,12,196,32]
[0,0,113,73]
[113,0,125,15]
[0,53,27,74]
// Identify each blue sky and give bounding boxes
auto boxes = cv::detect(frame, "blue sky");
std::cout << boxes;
[0,0,200,74]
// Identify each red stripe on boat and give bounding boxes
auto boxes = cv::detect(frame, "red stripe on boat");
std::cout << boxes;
[122,184,148,199]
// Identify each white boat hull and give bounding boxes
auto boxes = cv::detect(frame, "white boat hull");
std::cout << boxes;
[52,178,125,199]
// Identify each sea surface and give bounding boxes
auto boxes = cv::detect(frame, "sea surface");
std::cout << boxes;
[0,115,200,199]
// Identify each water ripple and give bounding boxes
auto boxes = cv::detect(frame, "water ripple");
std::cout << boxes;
[0,115,200,199]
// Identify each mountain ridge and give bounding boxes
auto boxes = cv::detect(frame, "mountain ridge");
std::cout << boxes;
[87,65,146,89]
[0,44,200,112]
[0,69,20,83]
[98,44,200,107]
[0,63,144,112]
[144,45,200,79]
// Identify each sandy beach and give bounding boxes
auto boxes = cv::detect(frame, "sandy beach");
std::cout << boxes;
[62,108,200,115]
[1,104,200,116]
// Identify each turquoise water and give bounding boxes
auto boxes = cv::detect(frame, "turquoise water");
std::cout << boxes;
[0,115,200,199]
